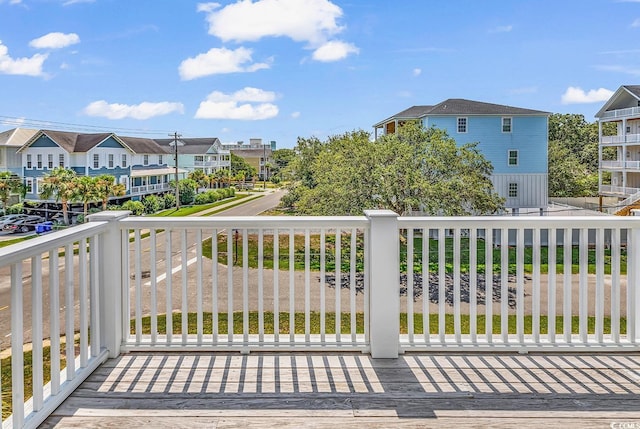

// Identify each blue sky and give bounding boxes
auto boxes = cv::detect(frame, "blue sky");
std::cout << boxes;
[1,0,639,148]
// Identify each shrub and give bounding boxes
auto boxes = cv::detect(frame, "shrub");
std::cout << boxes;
[164,193,176,208]
[194,193,211,205]
[6,203,23,214]
[143,195,162,214]
[122,200,145,216]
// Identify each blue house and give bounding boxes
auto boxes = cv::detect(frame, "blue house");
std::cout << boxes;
[17,130,185,201]
[373,99,550,212]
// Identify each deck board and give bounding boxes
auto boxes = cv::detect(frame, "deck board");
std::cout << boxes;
[41,352,640,428]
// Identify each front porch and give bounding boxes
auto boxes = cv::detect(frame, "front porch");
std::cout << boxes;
[2,211,640,427]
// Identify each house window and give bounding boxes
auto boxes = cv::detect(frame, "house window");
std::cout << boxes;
[59,154,65,167]
[508,183,518,198]
[37,154,42,169]
[108,154,114,168]
[457,117,467,133]
[93,154,99,169]
[508,150,519,166]
[122,154,127,168]
[195,155,204,162]
[24,178,33,194]
[48,154,53,169]
[502,117,512,133]
[26,154,32,169]
[143,154,149,165]
[158,155,163,165]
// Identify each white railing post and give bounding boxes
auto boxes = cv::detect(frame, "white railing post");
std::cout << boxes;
[632,211,640,342]
[365,210,399,358]
[88,210,130,358]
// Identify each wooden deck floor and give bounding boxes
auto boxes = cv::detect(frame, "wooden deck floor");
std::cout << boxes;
[41,352,640,428]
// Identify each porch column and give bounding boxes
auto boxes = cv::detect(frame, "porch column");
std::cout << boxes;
[88,210,130,358]
[365,210,400,358]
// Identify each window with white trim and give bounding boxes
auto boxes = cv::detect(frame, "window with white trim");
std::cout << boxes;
[508,149,518,166]
[59,154,65,167]
[502,117,512,133]
[122,154,127,168]
[26,154,32,169]
[158,155,163,165]
[108,154,114,168]
[508,182,518,198]
[37,154,42,169]
[457,117,467,133]
[48,154,53,169]
[93,154,99,169]
[143,154,149,166]
[25,178,33,193]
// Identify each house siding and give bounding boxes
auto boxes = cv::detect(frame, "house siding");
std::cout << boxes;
[491,173,548,209]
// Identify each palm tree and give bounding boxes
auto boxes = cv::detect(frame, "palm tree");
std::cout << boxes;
[188,170,208,189]
[0,171,25,214]
[39,167,78,225]
[94,174,126,210]
[75,176,100,217]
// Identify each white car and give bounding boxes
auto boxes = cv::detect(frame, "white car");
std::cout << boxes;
[0,214,29,229]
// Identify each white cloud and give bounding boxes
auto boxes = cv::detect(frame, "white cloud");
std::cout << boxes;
[561,86,614,104]
[0,40,48,76]
[413,68,422,77]
[179,47,270,80]
[632,18,640,28]
[489,25,513,33]
[291,111,301,118]
[596,64,640,76]
[62,0,96,6]
[60,62,69,69]
[29,32,80,50]
[195,87,279,120]
[199,0,344,45]
[83,100,185,120]
[312,40,358,62]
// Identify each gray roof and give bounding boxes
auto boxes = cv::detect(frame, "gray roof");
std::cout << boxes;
[374,99,549,127]
[119,136,170,154]
[40,130,112,153]
[0,128,39,147]
[155,137,225,155]
[623,85,640,98]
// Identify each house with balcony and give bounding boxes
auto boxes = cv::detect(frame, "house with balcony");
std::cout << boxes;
[373,99,550,213]
[155,136,231,176]
[596,85,640,214]
[0,128,38,177]
[16,129,184,201]
[223,138,275,180]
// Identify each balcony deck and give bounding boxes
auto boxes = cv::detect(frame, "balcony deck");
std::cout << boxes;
[40,351,640,428]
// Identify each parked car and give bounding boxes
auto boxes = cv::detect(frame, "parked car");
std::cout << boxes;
[4,215,45,233]
[0,214,29,230]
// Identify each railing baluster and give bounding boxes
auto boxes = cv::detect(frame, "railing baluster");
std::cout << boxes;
[90,235,100,356]
[335,228,341,342]
[438,228,445,343]
[579,228,588,343]
[363,226,370,345]
[516,228,524,344]
[243,228,249,343]
[79,238,88,367]
[165,230,173,344]
[320,228,326,342]
[134,230,142,345]
[350,228,357,343]
[122,229,130,344]
[273,228,279,342]
[532,228,540,343]
[227,229,233,342]
[11,262,24,428]
[258,228,265,342]
[150,230,158,344]
[423,227,430,344]
[196,229,203,344]
[500,228,508,344]
[485,228,493,343]
[453,228,461,343]
[212,229,219,344]
[65,243,75,380]
[611,228,620,343]
[469,228,477,344]
[181,229,188,344]
[289,228,295,343]
[407,228,414,342]
[563,228,572,343]
[548,228,557,344]
[31,256,44,411]
[595,228,605,343]
[305,229,311,342]
[49,250,61,395]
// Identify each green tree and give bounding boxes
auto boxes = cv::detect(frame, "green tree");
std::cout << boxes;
[287,126,504,216]
[0,172,25,214]
[39,167,78,225]
[173,178,197,205]
[94,174,126,210]
[270,148,296,182]
[230,153,257,178]
[75,175,99,217]
[188,169,209,188]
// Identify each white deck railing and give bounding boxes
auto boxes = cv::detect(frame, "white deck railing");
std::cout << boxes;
[1,210,640,428]
[601,106,640,119]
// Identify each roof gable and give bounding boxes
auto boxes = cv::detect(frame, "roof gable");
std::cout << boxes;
[0,128,38,147]
[595,85,640,118]
[155,137,225,155]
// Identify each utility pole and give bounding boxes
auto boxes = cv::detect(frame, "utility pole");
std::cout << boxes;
[170,132,182,209]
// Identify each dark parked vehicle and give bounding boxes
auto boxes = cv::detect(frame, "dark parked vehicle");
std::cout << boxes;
[4,215,46,233]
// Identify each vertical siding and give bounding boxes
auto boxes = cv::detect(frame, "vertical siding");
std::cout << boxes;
[491,173,548,209]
